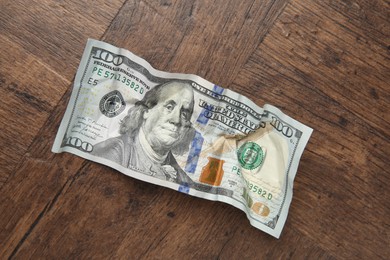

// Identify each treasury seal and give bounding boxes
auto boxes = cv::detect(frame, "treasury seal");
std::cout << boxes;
[99,90,126,118]
[237,142,265,170]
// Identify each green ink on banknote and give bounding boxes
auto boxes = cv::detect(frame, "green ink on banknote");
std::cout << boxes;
[242,188,253,208]
[237,142,264,170]
[52,39,313,238]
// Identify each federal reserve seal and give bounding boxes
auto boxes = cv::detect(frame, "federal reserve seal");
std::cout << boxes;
[237,142,265,170]
[99,90,126,118]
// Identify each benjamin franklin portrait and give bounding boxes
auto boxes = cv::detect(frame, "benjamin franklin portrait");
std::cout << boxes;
[92,80,196,184]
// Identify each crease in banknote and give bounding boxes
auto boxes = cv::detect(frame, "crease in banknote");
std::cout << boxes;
[52,39,313,238]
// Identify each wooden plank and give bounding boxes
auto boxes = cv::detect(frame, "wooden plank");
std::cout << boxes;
[11,162,334,259]
[142,0,291,87]
[0,0,294,258]
[0,0,127,80]
[0,0,127,187]
[0,82,88,258]
[0,35,70,189]
[102,0,291,87]
[323,0,389,47]
[218,225,336,259]
[231,0,389,258]
[0,0,388,258]
[0,0,126,257]
[101,0,186,70]
[0,157,86,258]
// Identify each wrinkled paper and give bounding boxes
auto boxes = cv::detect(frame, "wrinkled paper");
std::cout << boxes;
[52,39,313,238]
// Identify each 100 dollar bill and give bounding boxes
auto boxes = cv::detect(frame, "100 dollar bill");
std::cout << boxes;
[52,39,313,238]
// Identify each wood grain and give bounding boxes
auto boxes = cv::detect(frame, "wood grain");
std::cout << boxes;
[0,35,69,189]
[232,0,389,258]
[0,0,389,259]
[103,0,290,86]
[0,0,127,188]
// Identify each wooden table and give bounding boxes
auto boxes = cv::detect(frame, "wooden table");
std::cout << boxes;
[0,0,388,259]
